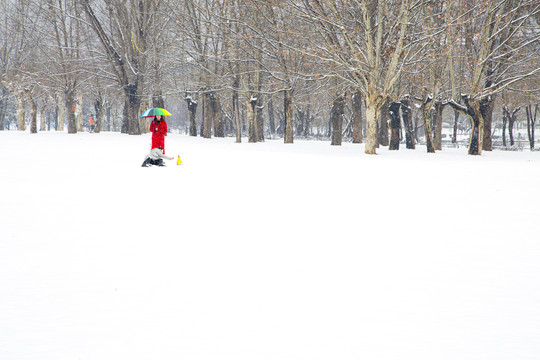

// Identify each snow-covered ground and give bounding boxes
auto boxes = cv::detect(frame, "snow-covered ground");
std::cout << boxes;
[1,131,539,360]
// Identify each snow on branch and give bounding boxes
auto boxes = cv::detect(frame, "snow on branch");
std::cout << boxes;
[446,99,467,113]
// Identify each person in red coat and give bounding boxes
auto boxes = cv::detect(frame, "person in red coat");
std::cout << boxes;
[149,115,168,153]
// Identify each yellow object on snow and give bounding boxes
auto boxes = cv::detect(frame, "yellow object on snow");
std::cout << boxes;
[177,155,182,165]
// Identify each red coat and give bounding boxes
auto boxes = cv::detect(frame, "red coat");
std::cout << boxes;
[149,119,167,153]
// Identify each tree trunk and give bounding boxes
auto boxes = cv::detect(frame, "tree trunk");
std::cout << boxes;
[414,111,422,144]
[284,89,293,144]
[365,98,380,154]
[468,100,483,155]
[66,89,77,134]
[29,97,37,134]
[200,94,205,136]
[526,104,537,151]
[57,103,64,132]
[0,87,7,130]
[256,98,264,142]
[232,90,241,142]
[211,92,224,138]
[202,91,212,138]
[503,105,520,147]
[232,77,241,142]
[502,111,507,147]
[509,116,515,146]
[139,101,150,134]
[330,94,345,146]
[248,95,258,143]
[351,90,363,143]
[389,102,401,150]
[105,102,111,132]
[421,95,436,153]
[94,95,103,134]
[297,108,305,137]
[305,105,312,137]
[152,91,165,108]
[401,98,415,149]
[481,97,496,151]
[57,92,65,131]
[433,101,443,150]
[125,91,141,135]
[76,94,83,132]
[452,109,459,144]
[125,84,141,135]
[268,96,276,135]
[16,91,26,131]
[448,96,484,155]
[53,107,58,131]
[47,110,52,131]
[39,107,46,131]
[186,94,198,137]
[113,105,118,132]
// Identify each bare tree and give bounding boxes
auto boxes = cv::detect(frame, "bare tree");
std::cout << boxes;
[1,0,44,131]
[80,0,158,135]
[295,0,416,153]
[43,0,87,134]
[447,0,540,155]
[525,103,538,150]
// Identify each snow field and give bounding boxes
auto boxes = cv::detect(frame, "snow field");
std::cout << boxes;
[1,131,540,360]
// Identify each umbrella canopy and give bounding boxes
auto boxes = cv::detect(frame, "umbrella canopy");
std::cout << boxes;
[140,108,171,118]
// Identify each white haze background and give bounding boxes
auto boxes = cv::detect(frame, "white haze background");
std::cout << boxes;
[1,131,540,360]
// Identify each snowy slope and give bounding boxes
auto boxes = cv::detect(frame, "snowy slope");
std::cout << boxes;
[1,131,539,360]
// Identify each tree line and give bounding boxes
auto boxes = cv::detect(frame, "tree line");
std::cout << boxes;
[0,0,539,155]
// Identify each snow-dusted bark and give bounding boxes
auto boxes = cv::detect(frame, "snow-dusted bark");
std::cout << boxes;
[57,92,65,132]
[351,90,363,144]
[365,100,379,155]
[447,96,486,155]
[330,93,345,146]
[284,89,293,144]
[503,105,521,147]
[186,94,198,137]
[526,104,538,151]
[16,91,26,131]
[248,95,258,143]
[76,94,83,133]
[66,87,77,134]
[421,93,436,154]
[389,102,401,150]
[28,94,37,134]
[400,98,415,149]
[231,83,242,143]
[0,88,8,130]
[433,102,443,151]
[93,93,104,134]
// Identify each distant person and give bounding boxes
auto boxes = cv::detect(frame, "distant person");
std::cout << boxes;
[141,146,174,167]
[149,115,167,153]
[89,115,95,133]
